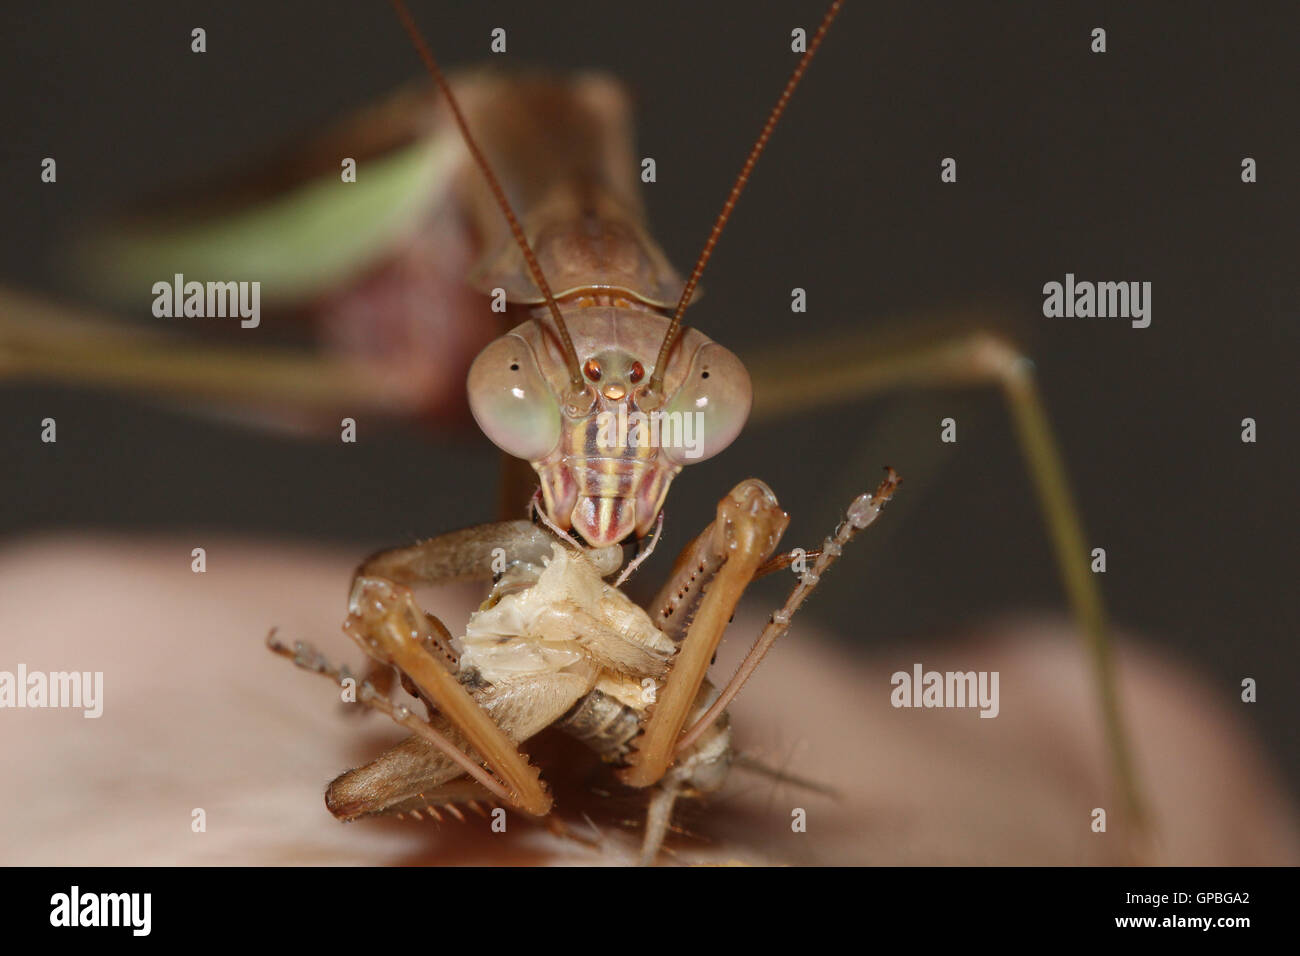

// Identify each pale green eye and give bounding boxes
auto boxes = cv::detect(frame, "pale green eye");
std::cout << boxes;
[660,342,751,465]
[467,335,562,462]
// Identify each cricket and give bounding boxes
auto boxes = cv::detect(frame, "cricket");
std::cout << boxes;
[0,0,1151,864]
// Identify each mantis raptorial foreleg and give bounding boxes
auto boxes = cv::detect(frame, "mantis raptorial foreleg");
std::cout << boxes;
[674,468,901,759]
[345,527,571,816]
[344,519,557,709]
[354,519,558,585]
[618,479,788,788]
[622,477,894,862]
[273,522,585,818]
[273,519,628,823]
[335,518,627,818]
[743,325,1147,836]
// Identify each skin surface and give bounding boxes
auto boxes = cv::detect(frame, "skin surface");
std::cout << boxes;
[0,534,1295,866]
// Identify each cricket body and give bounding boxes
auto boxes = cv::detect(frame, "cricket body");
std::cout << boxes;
[269,0,892,865]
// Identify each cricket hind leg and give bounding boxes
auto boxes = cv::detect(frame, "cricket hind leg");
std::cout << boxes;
[325,657,597,823]
[327,731,478,821]
[743,323,1148,845]
[267,629,518,807]
[381,778,499,822]
[268,626,592,819]
[324,653,596,823]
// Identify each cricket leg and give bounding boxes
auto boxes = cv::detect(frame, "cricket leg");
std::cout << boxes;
[266,630,516,806]
[639,778,685,866]
[268,627,594,819]
[744,325,1148,837]
[325,661,597,822]
[325,727,495,819]
[382,778,604,856]
[617,479,788,789]
[381,778,500,822]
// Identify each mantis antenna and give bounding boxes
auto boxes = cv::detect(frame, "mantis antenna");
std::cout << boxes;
[388,0,586,393]
[648,0,844,399]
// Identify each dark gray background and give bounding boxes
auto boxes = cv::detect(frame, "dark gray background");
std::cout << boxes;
[2,2,1297,799]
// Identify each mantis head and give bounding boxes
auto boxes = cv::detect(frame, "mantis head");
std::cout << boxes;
[467,308,751,546]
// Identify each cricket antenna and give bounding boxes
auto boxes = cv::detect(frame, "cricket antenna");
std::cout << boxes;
[647,0,844,400]
[388,0,586,393]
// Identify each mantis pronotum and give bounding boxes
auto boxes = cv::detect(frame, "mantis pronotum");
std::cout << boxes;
[0,0,1153,863]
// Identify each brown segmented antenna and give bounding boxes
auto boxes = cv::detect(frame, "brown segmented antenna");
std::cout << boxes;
[647,0,844,398]
[388,0,585,391]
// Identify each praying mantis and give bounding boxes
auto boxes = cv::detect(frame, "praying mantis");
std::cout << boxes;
[0,0,1153,862]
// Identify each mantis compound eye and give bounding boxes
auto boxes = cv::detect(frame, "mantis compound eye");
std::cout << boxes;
[659,341,752,466]
[467,334,562,462]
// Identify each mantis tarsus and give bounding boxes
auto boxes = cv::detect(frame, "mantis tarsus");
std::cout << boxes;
[0,0,1151,862]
